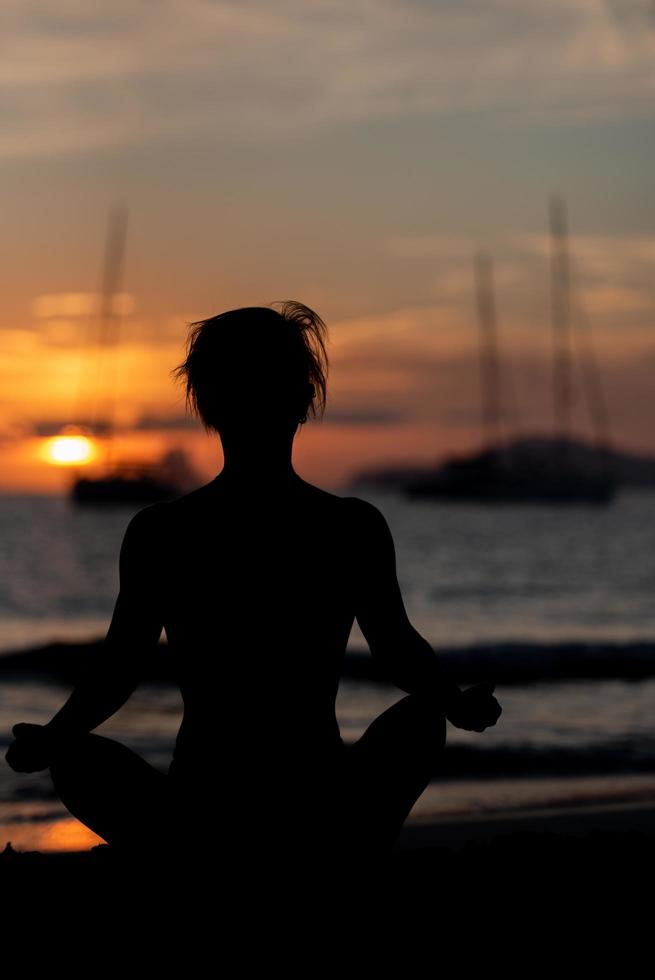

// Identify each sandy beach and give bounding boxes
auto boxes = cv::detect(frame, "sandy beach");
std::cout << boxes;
[3,798,653,916]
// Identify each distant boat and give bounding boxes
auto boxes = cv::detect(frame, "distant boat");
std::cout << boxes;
[68,207,201,506]
[352,197,619,506]
[351,435,655,498]
[71,448,200,506]
[72,468,177,505]
[403,437,617,504]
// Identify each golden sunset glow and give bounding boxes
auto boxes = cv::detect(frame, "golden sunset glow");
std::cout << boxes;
[40,431,97,466]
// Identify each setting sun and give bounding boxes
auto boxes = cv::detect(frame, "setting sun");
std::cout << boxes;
[40,432,97,466]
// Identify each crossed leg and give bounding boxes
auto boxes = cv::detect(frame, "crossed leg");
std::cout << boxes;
[48,733,174,858]
[344,693,446,852]
[310,693,447,878]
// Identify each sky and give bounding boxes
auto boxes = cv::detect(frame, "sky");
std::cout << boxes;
[1,0,654,492]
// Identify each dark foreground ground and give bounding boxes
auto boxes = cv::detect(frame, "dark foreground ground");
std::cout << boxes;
[1,804,653,966]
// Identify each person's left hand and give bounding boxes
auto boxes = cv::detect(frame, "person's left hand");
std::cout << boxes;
[5,723,57,773]
[446,683,502,732]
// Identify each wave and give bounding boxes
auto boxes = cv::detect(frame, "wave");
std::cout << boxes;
[4,637,655,685]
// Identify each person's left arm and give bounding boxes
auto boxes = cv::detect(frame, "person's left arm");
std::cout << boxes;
[42,504,166,741]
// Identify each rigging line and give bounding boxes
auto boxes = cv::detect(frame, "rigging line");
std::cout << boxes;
[68,250,107,433]
[549,195,575,444]
[473,249,524,450]
[102,209,129,470]
[88,205,128,457]
[568,255,613,450]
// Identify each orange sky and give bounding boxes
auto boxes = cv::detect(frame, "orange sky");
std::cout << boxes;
[3,289,654,494]
[1,3,653,493]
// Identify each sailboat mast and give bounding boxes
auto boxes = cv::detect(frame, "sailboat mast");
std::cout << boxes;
[98,206,128,349]
[474,250,503,450]
[91,205,128,468]
[549,195,574,446]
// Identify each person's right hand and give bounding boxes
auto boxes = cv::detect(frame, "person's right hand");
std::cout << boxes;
[446,683,502,732]
[5,723,58,773]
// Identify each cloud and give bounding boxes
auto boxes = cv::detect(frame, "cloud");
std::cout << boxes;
[320,407,409,425]
[580,285,648,314]
[518,231,655,275]
[134,413,200,431]
[30,418,112,436]
[516,231,655,319]
[32,292,135,318]
[382,230,655,324]
[384,236,478,260]
[1,1,653,159]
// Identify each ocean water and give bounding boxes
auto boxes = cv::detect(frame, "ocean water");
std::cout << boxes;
[1,488,655,653]
[1,487,655,851]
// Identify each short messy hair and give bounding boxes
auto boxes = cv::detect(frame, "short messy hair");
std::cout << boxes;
[170,300,329,434]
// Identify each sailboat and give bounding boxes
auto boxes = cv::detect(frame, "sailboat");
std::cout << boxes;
[69,206,201,506]
[355,198,619,505]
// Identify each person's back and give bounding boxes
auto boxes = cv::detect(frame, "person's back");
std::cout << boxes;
[154,478,357,786]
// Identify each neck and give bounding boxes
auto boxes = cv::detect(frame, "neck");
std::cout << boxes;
[213,427,301,487]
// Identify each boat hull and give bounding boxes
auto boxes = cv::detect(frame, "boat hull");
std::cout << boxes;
[71,475,179,505]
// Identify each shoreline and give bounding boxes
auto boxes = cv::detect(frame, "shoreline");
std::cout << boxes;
[397,794,655,850]
[2,795,654,860]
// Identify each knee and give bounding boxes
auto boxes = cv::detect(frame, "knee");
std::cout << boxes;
[394,694,447,746]
[48,732,109,777]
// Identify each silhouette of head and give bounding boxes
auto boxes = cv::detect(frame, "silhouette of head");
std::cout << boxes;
[171,301,328,437]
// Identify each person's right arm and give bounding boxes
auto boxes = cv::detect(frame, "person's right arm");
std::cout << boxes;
[345,497,501,732]
[5,505,166,774]
[43,505,165,741]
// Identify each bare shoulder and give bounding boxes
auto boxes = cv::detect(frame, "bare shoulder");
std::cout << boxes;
[283,483,388,539]
[123,500,169,541]
[117,503,169,584]
[298,481,342,504]
[277,479,351,512]
[341,495,390,529]
[304,486,387,522]
[340,496,395,556]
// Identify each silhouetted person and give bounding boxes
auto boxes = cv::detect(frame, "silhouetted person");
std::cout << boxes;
[6,301,501,896]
